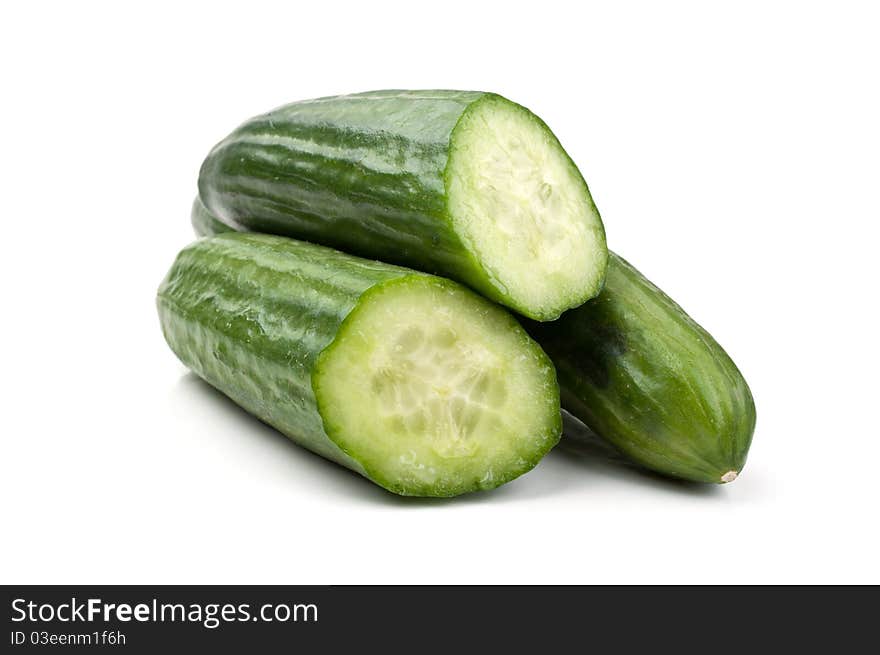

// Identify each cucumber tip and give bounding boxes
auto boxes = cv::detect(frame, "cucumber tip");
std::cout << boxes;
[720,470,739,484]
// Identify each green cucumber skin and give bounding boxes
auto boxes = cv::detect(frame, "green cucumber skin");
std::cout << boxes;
[198,90,479,297]
[157,232,411,479]
[197,90,598,320]
[191,195,234,237]
[525,253,756,483]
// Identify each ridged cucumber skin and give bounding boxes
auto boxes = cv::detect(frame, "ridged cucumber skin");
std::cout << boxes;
[191,195,233,237]
[525,253,756,483]
[158,233,407,477]
[197,90,603,320]
[158,232,559,496]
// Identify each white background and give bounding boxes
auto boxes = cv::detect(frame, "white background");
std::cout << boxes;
[2,1,878,584]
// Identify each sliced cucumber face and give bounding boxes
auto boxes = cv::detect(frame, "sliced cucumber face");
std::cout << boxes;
[446,94,608,321]
[314,275,561,496]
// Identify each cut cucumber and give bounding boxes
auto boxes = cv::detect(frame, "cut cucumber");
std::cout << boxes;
[198,90,607,320]
[157,233,561,496]
[524,253,756,483]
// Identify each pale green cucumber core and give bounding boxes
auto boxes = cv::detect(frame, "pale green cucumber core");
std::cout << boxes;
[314,276,559,495]
[446,95,606,320]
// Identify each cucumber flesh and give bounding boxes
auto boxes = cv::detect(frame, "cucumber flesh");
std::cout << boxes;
[315,276,560,494]
[446,95,606,317]
[158,233,561,497]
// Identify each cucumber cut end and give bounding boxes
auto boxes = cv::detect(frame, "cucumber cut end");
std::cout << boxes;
[446,95,607,320]
[313,276,561,496]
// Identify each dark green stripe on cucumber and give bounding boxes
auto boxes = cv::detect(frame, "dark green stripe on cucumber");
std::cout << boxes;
[198,90,608,321]
[158,232,561,496]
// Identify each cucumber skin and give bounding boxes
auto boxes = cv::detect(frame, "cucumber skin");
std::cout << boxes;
[157,232,408,482]
[191,195,234,237]
[524,253,756,483]
[197,90,601,320]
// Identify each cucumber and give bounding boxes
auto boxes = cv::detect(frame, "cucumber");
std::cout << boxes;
[524,253,756,483]
[157,232,561,496]
[198,90,608,321]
